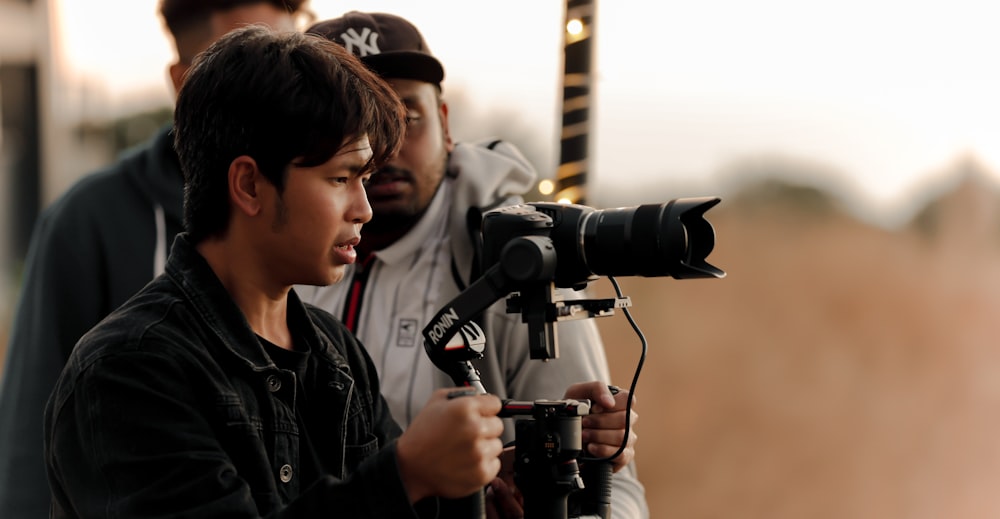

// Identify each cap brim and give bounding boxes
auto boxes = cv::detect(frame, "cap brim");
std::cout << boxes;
[362,52,444,85]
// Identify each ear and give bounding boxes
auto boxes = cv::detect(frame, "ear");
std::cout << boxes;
[168,62,188,97]
[229,156,263,217]
[439,100,455,153]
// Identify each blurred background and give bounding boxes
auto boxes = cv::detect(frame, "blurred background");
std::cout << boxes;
[3,0,1000,517]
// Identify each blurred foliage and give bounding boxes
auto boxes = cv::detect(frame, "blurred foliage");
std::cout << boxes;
[110,107,174,154]
[909,156,1000,241]
[74,106,174,156]
[727,178,839,219]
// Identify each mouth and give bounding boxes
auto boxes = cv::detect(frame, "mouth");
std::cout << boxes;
[366,167,411,198]
[368,166,411,186]
[336,236,361,250]
[332,236,360,265]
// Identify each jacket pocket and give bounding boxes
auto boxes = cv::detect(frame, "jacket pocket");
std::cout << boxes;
[344,434,380,471]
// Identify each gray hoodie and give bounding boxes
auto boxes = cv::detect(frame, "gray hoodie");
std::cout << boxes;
[301,139,650,518]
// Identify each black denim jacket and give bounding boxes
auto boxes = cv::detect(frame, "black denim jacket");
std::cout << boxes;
[44,234,428,518]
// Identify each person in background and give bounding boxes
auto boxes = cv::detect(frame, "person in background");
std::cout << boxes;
[44,25,633,518]
[0,2,311,517]
[304,11,649,518]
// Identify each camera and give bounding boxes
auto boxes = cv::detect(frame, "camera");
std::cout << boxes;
[422,196,725,367]
[480,197,725,290]
[422,196,725,518]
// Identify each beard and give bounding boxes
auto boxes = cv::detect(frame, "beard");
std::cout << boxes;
[363,208,423,235]
[365,150,449,236]
[270,193,289,232]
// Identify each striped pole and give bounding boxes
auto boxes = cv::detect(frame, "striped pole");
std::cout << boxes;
[555,0,595,205]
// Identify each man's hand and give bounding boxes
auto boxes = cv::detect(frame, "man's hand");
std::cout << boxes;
[485,446,522,519]
[396,388,504,503]
[564,381,638,473]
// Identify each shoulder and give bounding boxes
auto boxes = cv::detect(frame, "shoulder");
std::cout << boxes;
[304,304,352,338]
[44,166,132,221]
[446,138,536,228]
[32,134,169,243]
[72,282,187,360]
[53,299,187,400]
[46,313,203,435]
[40,140,159,224]
[303,303,365,359]
[450,138,535,177]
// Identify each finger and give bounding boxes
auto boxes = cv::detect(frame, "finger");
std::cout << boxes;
[481,416,505,439]
[498,447,516,486]
[488,477,524,519]
[591,388,630,413]
[564,381,615,409]
[480,438,505,469]
[613,390,634,411]
[582,426,630,447]
[582,409,627,430]
[485,484,499,519]
[585,404,638,428]
[594,383,617,409]
[476,394,503,415]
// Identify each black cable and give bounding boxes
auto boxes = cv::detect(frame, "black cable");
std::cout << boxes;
[579,275,645,464]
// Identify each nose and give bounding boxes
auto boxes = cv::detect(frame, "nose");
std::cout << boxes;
[351,182,373,224]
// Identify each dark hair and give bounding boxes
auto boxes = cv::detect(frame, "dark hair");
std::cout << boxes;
[159,0,308,38]
[173,25,406,243]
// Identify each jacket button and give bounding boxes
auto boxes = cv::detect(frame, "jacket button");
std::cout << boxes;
[266,375,281,392]
[279,464,293,483]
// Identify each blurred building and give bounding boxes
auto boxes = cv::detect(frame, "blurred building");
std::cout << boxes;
[0,0,115,313]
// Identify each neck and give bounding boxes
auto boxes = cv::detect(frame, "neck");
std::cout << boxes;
[196,237,293,349]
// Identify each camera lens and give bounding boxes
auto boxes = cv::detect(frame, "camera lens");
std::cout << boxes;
[529,197,725,288]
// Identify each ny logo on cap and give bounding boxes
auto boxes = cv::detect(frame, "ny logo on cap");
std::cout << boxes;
[340,27,381,57]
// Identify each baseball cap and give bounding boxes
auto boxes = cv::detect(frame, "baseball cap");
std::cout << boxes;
[307,11,445,84]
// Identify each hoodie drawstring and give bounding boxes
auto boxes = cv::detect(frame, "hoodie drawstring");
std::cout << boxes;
[154,204,167,276]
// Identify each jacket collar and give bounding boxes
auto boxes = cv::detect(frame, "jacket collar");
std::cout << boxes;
[163,233,339,373]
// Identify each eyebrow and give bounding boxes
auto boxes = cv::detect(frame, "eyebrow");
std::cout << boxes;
[396,92,424,107]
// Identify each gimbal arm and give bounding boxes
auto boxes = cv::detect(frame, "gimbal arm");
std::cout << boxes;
[422,235,557,390]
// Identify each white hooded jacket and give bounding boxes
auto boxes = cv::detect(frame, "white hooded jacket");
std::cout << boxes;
[300,139,649,518]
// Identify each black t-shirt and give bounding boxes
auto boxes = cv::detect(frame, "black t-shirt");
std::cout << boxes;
[259,336,323,486]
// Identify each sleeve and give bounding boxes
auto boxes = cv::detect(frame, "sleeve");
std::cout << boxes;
[46,348,428,519]
[0,197,111,518]
[490,288,651,519]
[47,350,260,518]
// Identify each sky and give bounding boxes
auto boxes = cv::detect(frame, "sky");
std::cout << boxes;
[53,0,1000,226]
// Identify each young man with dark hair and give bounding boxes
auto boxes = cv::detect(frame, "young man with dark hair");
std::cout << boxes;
[304,11,650,518]
[0,2,310,517]
[45,25,498,518]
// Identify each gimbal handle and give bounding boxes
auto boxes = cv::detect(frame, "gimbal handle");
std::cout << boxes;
[421,235,616,518]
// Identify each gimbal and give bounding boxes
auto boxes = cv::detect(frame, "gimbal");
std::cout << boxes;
[422,234,621,519]
[421,198,725,518]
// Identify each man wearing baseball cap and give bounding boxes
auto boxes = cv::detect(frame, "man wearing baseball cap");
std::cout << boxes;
[301,11,650,519]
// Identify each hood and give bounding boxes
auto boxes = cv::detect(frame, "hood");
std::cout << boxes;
[121,123,185,228]
[120,123,185,275]
[447,138,537,209]
[446,138,538,285]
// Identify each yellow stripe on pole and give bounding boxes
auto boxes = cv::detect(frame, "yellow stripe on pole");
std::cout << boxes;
[556,0,595,205]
